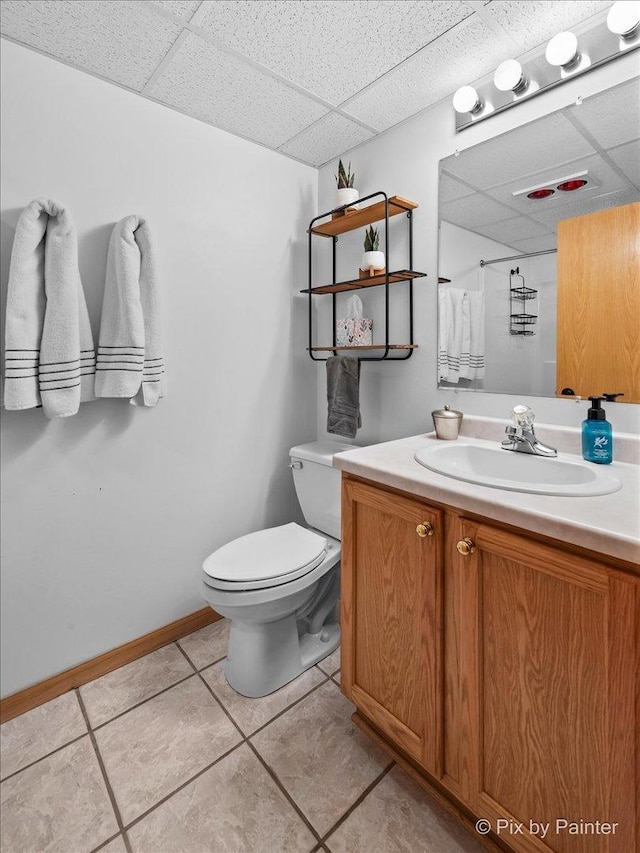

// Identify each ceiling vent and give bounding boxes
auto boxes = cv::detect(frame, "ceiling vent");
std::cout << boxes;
[512,170,598,204]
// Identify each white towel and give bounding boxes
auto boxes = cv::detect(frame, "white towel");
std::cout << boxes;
[458,292,485,380]
[438,288,465,383]
[3,198,95,418]
[95,216,166,407]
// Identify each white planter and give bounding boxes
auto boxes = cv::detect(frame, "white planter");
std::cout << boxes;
[360,251,385,271]
[336,187,359,209]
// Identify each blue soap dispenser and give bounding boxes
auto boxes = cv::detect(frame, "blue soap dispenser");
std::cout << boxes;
[582,396,613,464]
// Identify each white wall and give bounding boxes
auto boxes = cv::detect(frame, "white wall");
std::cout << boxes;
[316,52,640,443]
[439,221,557,397]
[0,42,318,697]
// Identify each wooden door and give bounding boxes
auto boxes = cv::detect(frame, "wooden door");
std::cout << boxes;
[449,517,639,853]
[556,202,640,402]
[341,478,442,775]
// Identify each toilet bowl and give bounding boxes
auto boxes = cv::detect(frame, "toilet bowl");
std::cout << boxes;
[202,441,354,698]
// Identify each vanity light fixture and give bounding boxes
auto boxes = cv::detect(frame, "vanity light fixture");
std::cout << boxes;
[545,31,580,68]
[452,85,483,114]
[607,0,640,37]
[493,59,528,93]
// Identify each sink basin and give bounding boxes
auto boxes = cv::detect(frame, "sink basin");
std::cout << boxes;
[414,442,622,497]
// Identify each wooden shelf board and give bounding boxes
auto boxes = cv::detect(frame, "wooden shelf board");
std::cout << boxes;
[308,344,418,352]
[311,195,418,237]
[302,269,426,295]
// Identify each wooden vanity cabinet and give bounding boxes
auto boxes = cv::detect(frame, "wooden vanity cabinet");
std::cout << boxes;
[341,475,640,853]
[341,478,442,775]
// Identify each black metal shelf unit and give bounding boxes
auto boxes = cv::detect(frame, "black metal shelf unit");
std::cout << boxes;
[509,267,538,336]
[304,191,426,361]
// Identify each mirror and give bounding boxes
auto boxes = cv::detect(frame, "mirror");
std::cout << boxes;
[437,77,640,402]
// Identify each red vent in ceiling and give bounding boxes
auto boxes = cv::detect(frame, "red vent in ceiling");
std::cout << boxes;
[527,188,555,200]
[557,178,588,192]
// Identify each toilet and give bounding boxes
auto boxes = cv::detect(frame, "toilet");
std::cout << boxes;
[201,441,354,698]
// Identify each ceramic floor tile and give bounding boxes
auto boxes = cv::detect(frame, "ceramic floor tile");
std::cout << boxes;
[202,660,326,736]
[97,835,129,852]
[177,618,230,670]
[326,764,485,853]
[251,681,391,836]
[317,646,340,677]
[0,736,118,853]
[0,690,87,780]
[95,675,241,825]
[80,643,194,727]
[128,743,315,853]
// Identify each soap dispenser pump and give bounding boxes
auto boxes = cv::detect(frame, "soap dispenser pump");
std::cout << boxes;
[582,396,613,464]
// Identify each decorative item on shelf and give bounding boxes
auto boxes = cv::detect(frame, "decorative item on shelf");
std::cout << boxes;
[336,294,373,347]
[360,225,386,279]
[333,160,358,218]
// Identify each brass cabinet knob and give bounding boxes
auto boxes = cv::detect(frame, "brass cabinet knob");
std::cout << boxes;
[416,522,434,538]
[456,537,476,556]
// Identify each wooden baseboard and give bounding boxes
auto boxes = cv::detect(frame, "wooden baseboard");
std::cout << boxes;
[0,607,221,724]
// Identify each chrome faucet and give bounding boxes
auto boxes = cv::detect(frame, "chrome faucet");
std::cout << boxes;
[501,405,557,457]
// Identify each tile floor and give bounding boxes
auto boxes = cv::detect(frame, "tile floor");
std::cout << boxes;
[1,619,484,853]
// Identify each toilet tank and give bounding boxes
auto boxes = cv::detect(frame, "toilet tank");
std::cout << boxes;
[289,441,356,540]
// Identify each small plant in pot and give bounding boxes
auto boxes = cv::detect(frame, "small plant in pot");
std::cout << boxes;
[334,160,358,213]
[360,226,385,278]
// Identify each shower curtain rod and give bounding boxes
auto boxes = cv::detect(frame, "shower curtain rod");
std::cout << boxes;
[479,248,557,267]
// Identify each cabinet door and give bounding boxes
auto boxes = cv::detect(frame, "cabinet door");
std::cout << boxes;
[341,478,442,775]
[451,518,638,853]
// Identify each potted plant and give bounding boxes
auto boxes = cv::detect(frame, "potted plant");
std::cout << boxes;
[360,226,385,278]
[335,160,358,212]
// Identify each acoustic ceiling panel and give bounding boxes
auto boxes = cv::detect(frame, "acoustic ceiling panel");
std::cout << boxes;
[150,33,328,150]
[278,112,374,167]
[483,0,611,52]
[341,16,513,131]
[149,0,202,22]
[0,0,181,91]
[193,0,472,105]
[567,79,640,150]
[607,140,640,190]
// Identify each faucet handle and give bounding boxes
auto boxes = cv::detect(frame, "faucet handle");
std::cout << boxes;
[511,404,535,430]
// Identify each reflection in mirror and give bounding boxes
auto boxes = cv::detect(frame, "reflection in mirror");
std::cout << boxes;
[437,78,640,403]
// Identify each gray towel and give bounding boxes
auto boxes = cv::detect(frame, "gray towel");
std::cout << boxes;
[326,355,361,439]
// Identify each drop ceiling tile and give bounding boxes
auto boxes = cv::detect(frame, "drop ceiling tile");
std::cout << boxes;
[508,234,558,253]
[0,0,181,91]
[278,113,374,167]
[150,34,328,149]
[528,187,639,229]
[443,113,595,189]
[342,16,513,131]
[607,140,640,190]
[149,0,202,21]
[567,80,640,150]
[440,193,515,228]
[439,172,476,203]
[483,1,611,52]
[473,215,550,244]
[193,0,472,105]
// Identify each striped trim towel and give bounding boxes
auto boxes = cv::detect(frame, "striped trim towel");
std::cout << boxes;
[95,216,166,407]
[3,198,95,418]
[438,288,485,383]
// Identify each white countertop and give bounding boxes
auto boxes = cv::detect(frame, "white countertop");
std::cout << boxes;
[334,433,640,567]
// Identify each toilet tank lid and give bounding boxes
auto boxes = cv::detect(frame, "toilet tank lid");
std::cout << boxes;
[289,440,358,467]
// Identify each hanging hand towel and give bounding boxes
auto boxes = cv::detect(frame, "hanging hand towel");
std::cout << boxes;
[437,288,465,383]
[95,216,166,407]
[3,198,95,418]
[326,355,361,439]
[458,291,485,380]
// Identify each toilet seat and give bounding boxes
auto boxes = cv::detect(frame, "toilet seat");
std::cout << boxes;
[203,522,328,591]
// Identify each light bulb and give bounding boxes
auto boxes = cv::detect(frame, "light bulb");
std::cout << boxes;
[545,31,579,67]
[494,59,527,92]
[452,86,482,114]
[607,0,640,36]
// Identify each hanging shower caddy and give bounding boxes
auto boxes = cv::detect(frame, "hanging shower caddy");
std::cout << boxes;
[509,267,538,336]
[302,191,426,361]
